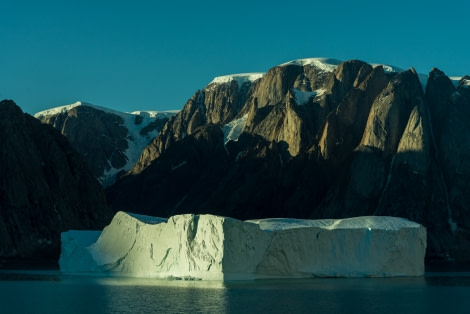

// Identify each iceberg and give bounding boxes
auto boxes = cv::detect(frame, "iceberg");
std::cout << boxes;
[59,212,426,280]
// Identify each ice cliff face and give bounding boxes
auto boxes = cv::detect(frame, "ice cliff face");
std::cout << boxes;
[60,212,426,280]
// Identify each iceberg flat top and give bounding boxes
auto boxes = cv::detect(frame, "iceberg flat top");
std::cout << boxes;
[120,212,420,232]
[248,216,421,232]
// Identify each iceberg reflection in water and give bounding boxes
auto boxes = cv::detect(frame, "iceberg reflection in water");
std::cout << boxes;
[1,270,470,314]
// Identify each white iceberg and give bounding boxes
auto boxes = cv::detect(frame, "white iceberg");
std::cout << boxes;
[59,212,426,280]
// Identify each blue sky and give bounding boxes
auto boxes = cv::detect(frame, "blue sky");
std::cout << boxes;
[1,0,469,114]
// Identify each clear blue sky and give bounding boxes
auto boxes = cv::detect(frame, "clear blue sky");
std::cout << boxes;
[1,0,469,115]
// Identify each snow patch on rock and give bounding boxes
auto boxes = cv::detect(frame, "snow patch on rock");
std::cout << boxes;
[450,76,470,88]
[60,212,427,280]
[371,63,403,73]
[292,89,324,105]
[222,114,248,144]
[129,110,180,119]
[104,107,177,186]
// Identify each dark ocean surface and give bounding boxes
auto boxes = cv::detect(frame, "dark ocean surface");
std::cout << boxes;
[1,270,469,313]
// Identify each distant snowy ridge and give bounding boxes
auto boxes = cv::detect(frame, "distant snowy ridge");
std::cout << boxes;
[129,110,179,118]
[207,58,467,94]
[280,58,434,88]
[281,57,404,74]
[280,58,342,72]
[34,101,89,118]
[208,73,265,88]
[34,101,178,186]
[34,101,177,120]
[207,58,425,90]
[450,76,470,87]
[35,101,132,119]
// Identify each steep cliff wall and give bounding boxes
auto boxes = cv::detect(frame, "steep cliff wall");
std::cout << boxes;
[0,100,113,262]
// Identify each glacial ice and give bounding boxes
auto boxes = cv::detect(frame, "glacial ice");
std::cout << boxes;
[59,212,427,280]
[208,73,265,89]
[222,114,248,144]
[280,58,342,72]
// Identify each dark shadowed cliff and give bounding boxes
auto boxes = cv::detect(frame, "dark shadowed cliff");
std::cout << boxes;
[0,100,113,263]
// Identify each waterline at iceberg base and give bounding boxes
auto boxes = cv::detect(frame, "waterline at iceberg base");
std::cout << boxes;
[59,212,427,280]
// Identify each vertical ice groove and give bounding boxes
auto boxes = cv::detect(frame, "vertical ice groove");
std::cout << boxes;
[53,204,63,225]
[374,154,396,215]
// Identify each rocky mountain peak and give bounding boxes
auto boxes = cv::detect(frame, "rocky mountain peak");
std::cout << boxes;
[106,58,470,263]
[0,100,113,261]
[334,60,372,85]
[35,102,175,186]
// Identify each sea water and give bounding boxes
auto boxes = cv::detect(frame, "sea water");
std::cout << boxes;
[1,270,470,314]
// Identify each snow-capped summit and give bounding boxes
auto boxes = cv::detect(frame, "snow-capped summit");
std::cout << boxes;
[280,57,342,71]
[34,101,90,118]
[208,73,265,89]
[280,57,407,74]
[450,76,470,88]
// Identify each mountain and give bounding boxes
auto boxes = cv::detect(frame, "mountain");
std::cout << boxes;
[34,102,178,186]
[0,100,113,263]
[107,58,470,263]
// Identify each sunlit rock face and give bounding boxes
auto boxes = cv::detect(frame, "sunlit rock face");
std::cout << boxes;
[107,60,462,263]
[60,212,426,280]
